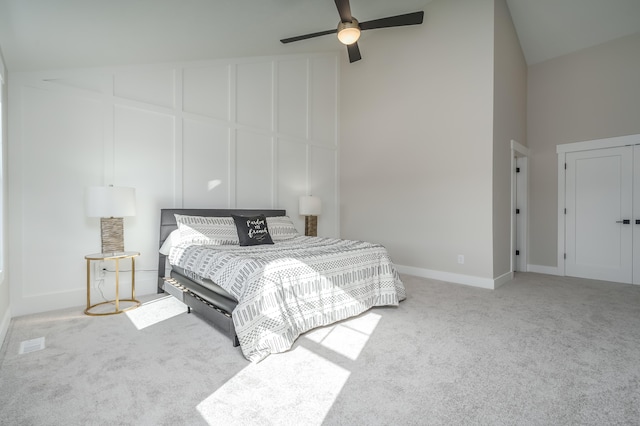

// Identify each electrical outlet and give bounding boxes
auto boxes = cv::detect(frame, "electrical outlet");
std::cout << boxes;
[457,254,465,264]
[94,261,106,279]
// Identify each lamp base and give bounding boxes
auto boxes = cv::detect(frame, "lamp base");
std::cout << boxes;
[100,217,124,253]
[304,215,318,237]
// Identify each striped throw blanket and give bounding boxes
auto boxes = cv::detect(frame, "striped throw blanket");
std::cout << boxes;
[169,236,405,362]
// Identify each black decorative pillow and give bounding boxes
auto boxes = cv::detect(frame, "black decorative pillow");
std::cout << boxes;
[232,214,274,246]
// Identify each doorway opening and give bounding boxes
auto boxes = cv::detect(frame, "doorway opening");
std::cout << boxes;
[511,140,529,273]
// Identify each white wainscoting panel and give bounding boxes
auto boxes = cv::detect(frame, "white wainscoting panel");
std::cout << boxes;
[20,86,103,298]
[114,68,176,108]
[311,56,338,147]
[235,129,273,209]
[277,138,308,231]
[236,61,273,131]
[183,118,231,207]
[278,58,308,139]
[310,145,339,237]
[8,52,339,316]
[114,105,176,272]
[183,64,230,120]
[46,73,105,94]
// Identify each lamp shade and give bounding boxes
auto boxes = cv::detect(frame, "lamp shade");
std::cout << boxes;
[299,195,321,216]
[86,186,136,218]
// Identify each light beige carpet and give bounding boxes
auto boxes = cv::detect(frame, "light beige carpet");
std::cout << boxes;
[1,272,639,425]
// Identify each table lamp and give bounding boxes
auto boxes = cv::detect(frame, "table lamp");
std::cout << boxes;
[86,186,136,253]
[299,195,321,236]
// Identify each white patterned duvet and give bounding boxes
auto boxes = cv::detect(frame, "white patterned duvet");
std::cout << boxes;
[168,236,406,362]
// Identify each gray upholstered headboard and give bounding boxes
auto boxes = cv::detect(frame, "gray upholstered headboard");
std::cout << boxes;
[157,208,287,292]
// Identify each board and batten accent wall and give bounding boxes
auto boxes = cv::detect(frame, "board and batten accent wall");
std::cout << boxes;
[8,53,339,316]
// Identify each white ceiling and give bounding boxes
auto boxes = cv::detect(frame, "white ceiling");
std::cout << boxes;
[507,0,640,65]
[0,0,639,72]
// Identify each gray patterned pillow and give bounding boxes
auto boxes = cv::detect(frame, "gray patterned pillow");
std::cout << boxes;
[266,216,300,241]
[174,214,239,245]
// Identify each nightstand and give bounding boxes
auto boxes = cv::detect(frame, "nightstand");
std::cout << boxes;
[85,251,141,316]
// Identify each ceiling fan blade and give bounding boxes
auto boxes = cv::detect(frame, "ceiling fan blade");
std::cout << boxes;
[334,0,353,22]
[359,11,424,31]
[280,29,337,44]
[347,42,362,63]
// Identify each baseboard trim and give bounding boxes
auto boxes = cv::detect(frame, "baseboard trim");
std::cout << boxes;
[0,307,12,351]
[11,273,158,317]
[527,264,562,276]
[396,264,513,290]
[494,271,514,289]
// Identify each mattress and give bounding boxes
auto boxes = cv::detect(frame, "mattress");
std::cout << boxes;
[169,235,405,362]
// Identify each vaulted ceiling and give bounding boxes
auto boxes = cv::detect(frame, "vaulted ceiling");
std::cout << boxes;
[0,0,639,71]
[507,0,640,65]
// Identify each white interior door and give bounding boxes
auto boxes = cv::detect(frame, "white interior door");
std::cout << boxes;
[565,146,633,283]
[515,156,527,272]
[512,156,518,271]
[633,147,640,285]
[511,140,529,274]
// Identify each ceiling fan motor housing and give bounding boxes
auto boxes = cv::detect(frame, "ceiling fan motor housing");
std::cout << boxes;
[279,0,424,63]
[337,18,360,45]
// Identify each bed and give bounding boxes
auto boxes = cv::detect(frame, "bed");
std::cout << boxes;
[157,208,406,362]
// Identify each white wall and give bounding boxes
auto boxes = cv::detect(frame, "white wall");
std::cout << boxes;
[8,53,340,316]
[492,0,527,278]
[0,46,9,343]
[528,32,640,269]
[341,0,502,288]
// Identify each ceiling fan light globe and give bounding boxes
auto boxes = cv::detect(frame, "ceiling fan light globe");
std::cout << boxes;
[337,19,361,45]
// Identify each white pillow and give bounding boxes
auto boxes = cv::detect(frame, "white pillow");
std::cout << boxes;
[174,214,239,245]
[266,216,300,241]
[159,229,180,255]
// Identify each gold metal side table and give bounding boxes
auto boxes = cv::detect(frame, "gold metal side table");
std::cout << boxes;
[85,251,141,316]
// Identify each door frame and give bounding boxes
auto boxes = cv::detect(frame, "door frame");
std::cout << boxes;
[557,133,640,277]
[511,140,529,273]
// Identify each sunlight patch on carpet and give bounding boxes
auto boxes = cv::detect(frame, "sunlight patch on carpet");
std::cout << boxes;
[197,346,350,425]
[303,312,381,360]
[125,296,186,330]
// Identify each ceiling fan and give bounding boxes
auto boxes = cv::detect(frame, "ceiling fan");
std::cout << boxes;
[280,0,424,63]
